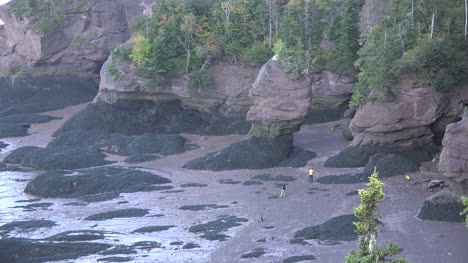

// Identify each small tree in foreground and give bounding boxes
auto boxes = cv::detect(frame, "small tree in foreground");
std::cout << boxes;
[461,196,468,227]
[345,169,410,263]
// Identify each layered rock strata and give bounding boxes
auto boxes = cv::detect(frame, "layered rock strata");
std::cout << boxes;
[184,57,316,170]
[326,77,465,168]
[0,0,151,77]
[438,110,468,183]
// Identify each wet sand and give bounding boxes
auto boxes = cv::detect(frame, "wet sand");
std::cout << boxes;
[0,105,467,263]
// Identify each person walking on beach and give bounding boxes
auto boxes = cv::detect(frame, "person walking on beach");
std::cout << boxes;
[309,169,314,183]
[280,184,286,198]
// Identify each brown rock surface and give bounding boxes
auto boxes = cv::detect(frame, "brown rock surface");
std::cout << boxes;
[96,51,259,115]
[310,70,353,108]
[247,57,312,136]
[350,77,464,147]
[0,0,149,76]
[438,111,468,183]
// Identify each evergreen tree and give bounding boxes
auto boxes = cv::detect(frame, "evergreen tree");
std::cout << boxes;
[329,0,361,76]
[345,169,410,263]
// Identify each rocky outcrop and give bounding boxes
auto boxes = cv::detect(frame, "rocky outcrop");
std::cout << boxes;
[305,70,354,124]
[438,110,468,183]
[247,56,312,136]
[0,0,150,77]
[183,57,316,170]
[97,51,257,115]
[350,78,463,148]
[326,77,465,168]
[359,0,389,36]
[417,189,465,222]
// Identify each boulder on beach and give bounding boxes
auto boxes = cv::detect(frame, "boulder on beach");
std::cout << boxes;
[324,143,436,168]
[417,190,465,222]
[49,130,191,156]
[363,153,419,178]
[25,166,171,198]
[0,238,110,263]
[294,214,358,241]
[183,135,315,171]
[53,100,250,136]
[4,145,112,170]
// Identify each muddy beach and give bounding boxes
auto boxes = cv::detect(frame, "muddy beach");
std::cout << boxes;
[0,104,466,263]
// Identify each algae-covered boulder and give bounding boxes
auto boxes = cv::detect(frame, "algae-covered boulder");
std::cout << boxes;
[54,100,250,136]
[4,146,111,170]
[417,190,465,222]
[0,238,110,263]
[324,143,436,168]
[294,214,358,241]
[49,130,190,156]
[363,153,419,178]
[25,166,171,198]
[0,122,27,138]
[183,135,315,171]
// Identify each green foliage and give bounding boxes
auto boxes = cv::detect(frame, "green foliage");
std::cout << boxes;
[329,0,361,76]
[345,169,410,263]
[274,39,310,80]
[129,34,152,66]
[188,70,212,92]
[351,0,467,107]
[12,0,35,17]
[242,44,272,67]
[461,196,468,228]
[106,60,121,82]
[395,38,467,93]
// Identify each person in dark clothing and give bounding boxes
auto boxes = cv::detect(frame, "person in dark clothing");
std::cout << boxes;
[280,184,286,198]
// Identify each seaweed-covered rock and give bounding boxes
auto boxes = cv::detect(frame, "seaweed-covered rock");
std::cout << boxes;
[118,134,186,156]
[3,146,41,163]
[294,214,358,241]
[324,144,436,168]
[49,130,191,156]
[0,141,8,150]
[363,153,419,178]
[183,135,315,171]
[25,166,171,198]
[0,76,98,117]
[316,173,367,184]
[98,257,133,262]
[124,154,160,164]
[417,190,465,222]
[45,230,105,241]
[0,122,27,138]
[0,114,60,124]
[283,255,317,263]
[4,146,111,170]
[189,215,248,241]
[0,220,56,231]
[85,208,149,221]
[0,238,110,263]
[241,248,266,258]
[54,100,250,136]
[132,225,175,233]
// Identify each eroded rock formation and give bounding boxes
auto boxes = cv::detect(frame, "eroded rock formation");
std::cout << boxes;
[247,56,312,136]
[438,110,468,183]
[0,0,151,77]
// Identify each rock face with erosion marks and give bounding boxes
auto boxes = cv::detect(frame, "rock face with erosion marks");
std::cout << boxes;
[438,111,468,183]
[0,0,150,77]
[326,77,464,168]
[57,52,258,136]
[247,57,312,137]
[417,190,465,222]
[305,70,354,124]
[183,57,316,170]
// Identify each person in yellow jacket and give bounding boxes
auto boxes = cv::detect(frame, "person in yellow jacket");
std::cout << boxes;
[309,169,314,183]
